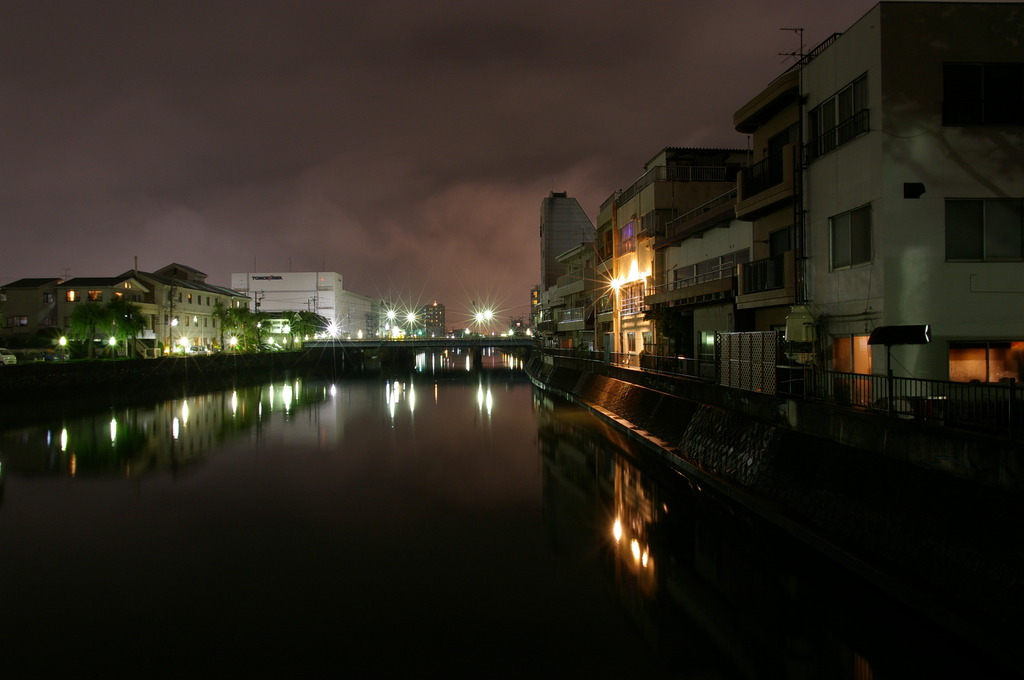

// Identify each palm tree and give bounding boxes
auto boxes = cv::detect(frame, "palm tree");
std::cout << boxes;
[67,301,111,359]
[212,300,230,351]
[107,299,146,358]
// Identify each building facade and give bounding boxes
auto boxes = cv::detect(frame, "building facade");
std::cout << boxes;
[230,271,378,339]
[798,2,1024,381]
[597,147,746,359]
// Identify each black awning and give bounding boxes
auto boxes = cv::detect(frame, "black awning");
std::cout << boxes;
[868,324,930,346]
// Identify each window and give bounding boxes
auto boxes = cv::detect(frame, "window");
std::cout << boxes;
[830,205,872,269]
[945,199,1023,260]
[9,316,28,327]
[626,332,637,353]
[88,290,102,301]
[832,335,872,374]
[808,74,869,160]
[66,290,78,302]
[620,281,645,316]
[949,341,1023,382]
[114,292,124,301]
[43,293,55,303]
[187,294,193,303]
[619,221,636,254]
[944,63,1024,125]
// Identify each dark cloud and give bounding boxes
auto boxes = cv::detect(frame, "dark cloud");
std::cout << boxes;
[1,0,884,318]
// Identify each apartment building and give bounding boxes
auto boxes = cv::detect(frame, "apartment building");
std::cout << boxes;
[1,278,64,340]
[597,147,745,358]
[798,2,1024,381]
[131,264,249,353]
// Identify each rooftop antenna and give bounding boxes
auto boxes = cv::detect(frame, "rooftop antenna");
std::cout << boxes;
[779,27,805,64]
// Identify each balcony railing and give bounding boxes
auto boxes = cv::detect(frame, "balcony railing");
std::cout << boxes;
[559,307,585,324]
[615,165,732,206]
[806,109,870,161]
[651,264,735,295]
[741,254,786,294]
[740,153,784,197]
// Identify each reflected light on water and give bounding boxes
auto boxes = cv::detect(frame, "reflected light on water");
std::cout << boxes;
[60,428,68,452]
[330,384,337,397]
[172,417,180,440]
[231,391,238,417]
[181,400,190,426]
[612,518,623,542]
[282,383,294,412]
[109,417,117,444]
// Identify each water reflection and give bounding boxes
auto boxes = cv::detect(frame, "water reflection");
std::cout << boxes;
[535,391,1012,679]
[0,352,526,480]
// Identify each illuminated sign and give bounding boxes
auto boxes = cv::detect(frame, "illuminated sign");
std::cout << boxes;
[251,275,283,281]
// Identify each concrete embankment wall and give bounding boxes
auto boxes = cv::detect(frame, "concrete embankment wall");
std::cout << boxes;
[527,353,1023,490]
[527,352,1024,672]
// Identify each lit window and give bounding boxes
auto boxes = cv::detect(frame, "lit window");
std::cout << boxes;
[945,198,1023,260]
[66,290,77,302]
[830,205,872,269]
[832,335,872,374]
[88,290,102,301]
[949,341,1023,383]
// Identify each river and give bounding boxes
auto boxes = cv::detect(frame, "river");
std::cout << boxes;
[0,351,1014,677]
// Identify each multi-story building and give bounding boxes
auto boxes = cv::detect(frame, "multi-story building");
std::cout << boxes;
[733,49,809,335]
[597,147,746,358]
[419,301,446,337]
[645,189,751,362]
[540,192,595,291]
[797,2,1024,382]
[230,271,378,338]
[131,264,249,353]
[537,192,595,348]
[55,273,156,353]
[1,278,64,340]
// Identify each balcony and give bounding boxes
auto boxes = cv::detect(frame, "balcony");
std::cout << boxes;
[736,250,796,310]
[735,143,798,221]
[806,109,870,162]
[646,265,737,307]
[558,306,588,331]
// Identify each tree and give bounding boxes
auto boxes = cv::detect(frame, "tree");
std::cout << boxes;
[107,299,146,358]
[67,302,111,359]
[287,310,327,347]
[212,300,230,351]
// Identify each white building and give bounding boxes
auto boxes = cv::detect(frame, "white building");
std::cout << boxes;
[230,271,379,338]
[800,1,1024,382]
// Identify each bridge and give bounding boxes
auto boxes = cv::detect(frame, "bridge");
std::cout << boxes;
[304,336,533,351]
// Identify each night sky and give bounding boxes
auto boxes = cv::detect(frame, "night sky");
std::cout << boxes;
[2,0,890,320]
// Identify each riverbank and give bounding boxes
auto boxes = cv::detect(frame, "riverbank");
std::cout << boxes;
[526,351,1024,677]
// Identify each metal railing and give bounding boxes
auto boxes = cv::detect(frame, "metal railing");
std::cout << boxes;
[795,368,1020,438]
[651,264,736,294]
[740,153,784,197]
[742,254,786,293]
[806,109,870,161]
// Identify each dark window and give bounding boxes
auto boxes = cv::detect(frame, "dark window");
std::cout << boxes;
[830,205,872,269]
[946,198,1024,260]
[944,63,1024,125]
[808,75,869,160]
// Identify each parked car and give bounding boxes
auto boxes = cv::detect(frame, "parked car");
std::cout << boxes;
[0,348,16,365]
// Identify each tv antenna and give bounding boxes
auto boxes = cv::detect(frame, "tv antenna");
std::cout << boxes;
[779,27,805,63]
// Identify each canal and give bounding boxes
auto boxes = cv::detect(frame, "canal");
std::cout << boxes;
[0,351,1015,677]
